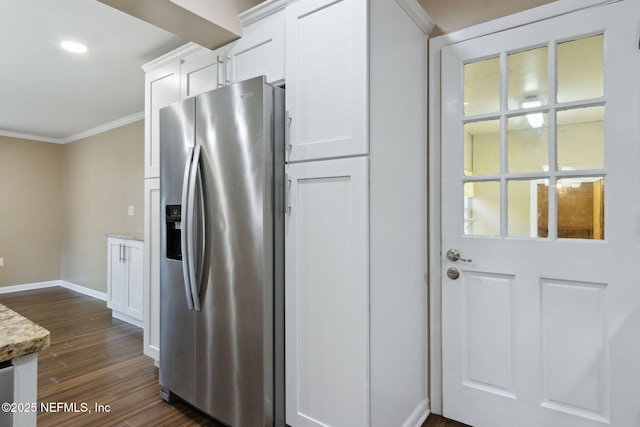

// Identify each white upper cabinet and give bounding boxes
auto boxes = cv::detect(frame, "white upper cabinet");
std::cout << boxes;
[181,46,227,99]
[285,0,368,162]
[144,62,180,179]
[227,10,285,85]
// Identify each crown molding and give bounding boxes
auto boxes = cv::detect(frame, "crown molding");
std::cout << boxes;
[239,0,295,27]
[60,112,145,144]
[0,112,144,144]
[0,130,61,144]
[395,0,434,36]
[141,42,203,72]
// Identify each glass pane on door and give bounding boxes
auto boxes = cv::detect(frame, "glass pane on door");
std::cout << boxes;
[557,35,604,103]
[557,106,604,170]
[556,177,604,239]
[464,120,501,176]
[508,46,549,110]
[508,114,549,173]
[464,181,500,236]
[508,179,549,238]
[464,57,500,116]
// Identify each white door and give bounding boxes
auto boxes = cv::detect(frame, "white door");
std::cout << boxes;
[441,2,640,427]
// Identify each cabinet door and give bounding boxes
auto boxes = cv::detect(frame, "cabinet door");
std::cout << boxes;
[107,238,126,313]
[144,178,160,361]
[227,10,285,85]
[181,48,224,99]
[145,63,180,179]
[285,157,369,427]
[285,0,368,162]
[125,240,144,321]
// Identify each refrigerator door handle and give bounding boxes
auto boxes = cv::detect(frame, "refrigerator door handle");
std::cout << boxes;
[181,147,195,310]
[187,145,202,311]
[194,156,206,307]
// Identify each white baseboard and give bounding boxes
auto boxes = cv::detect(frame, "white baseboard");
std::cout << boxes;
[111,310,144,329]
[403,398,430,427]
[59,281,107,301]
[0,280,107,302]
[0,280,59,294]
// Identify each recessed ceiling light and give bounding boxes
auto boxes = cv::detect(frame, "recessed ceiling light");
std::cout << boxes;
[61,41,88,54]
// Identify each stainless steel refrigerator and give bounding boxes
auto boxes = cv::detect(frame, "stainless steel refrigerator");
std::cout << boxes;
[158,76,285,427]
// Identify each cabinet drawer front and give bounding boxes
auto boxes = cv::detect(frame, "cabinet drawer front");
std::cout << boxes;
[285,157,369,427]
[286,0,368,162]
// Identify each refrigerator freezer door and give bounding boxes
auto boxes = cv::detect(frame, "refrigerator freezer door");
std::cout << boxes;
[194,76,276,426]
[159,98,197,403]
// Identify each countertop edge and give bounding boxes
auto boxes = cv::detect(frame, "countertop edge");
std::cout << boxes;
[0,304,51,363]
[106,232,145,242]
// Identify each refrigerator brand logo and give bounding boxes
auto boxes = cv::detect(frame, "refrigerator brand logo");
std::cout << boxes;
[240,92,254,99]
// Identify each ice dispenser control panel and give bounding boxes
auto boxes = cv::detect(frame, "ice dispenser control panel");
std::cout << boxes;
[166,205,182,260]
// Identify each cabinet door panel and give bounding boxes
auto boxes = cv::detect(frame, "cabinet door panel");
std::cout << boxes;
[181,49,223,99]
[145,64,180,179]
[286,0,367,161]
[126,241,144,321]
[107,239,126,313]
[285,157,369,427]
[228,11,284,85]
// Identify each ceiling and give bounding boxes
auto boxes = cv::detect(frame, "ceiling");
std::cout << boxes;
[0,0,190,143]
[0,0,554,144]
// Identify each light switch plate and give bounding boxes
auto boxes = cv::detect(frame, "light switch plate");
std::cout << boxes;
[128,206,135,216]
[0,258,4,267]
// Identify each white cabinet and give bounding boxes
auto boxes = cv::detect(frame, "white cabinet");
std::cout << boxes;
[107,237,144,327]
[284,0,431,426]
[285,157,369,427]
[181,47,227,99]
[285,0,368,162]
[227,9,285,85]
[144,61,180,179]
[143,178,160,361]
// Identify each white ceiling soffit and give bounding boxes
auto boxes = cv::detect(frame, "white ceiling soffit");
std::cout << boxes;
[97,0,264,50]
[0,0,186,144]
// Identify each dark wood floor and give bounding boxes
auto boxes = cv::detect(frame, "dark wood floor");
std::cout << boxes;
[1,287,469,427]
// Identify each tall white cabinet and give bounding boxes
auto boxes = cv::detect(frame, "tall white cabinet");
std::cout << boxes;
[142,1,432,425]
[283,1,431,426]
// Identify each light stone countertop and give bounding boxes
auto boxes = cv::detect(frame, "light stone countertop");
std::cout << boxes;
[106,232,145,242]
[0,303,50,363]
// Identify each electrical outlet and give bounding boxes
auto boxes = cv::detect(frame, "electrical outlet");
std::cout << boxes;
[0,258,4,267]
[128,206,135,216]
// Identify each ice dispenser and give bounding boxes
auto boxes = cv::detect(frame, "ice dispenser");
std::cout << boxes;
[166,205,182,260]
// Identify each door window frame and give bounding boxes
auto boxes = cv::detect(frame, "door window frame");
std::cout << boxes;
[427,0,617,415]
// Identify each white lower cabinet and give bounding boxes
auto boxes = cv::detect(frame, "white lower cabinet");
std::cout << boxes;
[285,157,369,427]
[107,237,144,326]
